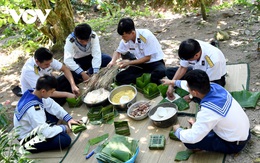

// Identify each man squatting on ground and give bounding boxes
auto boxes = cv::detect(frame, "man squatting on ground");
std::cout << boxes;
[14,75,81,153]
[64,23,112,82]
[161,69,250,154]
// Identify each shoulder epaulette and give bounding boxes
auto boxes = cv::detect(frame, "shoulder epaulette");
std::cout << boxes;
[34,65,39,75]
[205,55,214,68]
[69,37,75,43]
[34,104,40,111]
[139,34,146,43]
[91,34,96,38]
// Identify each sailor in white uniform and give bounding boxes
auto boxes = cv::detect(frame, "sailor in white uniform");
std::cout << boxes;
[14,75,80,153]
[64,23,111,82]
[161,70,250,154]
[165,39,226,101]
[107,18,166,85]
[20,47,80,105]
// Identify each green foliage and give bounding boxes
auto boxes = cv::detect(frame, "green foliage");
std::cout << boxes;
[0,0,42,53]
[0,128,33,163]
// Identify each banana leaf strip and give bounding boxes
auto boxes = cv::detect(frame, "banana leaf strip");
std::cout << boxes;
[175,149,194,161]
[230,90,260,108]
[84,133,109,154]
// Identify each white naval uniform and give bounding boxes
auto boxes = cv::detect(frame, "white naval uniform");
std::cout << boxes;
[14,90,72,140]
[116,29,164,63]
[64,31,101,74]
[180,40,226,81]
[174,81,250,144]
[20,57,62,93]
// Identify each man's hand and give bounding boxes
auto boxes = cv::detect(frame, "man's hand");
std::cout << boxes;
[183,95,192,103]
[81,72,90,82]
[71,85,80,96]
[107,60,116,68]
[173,124,180,132]
[161,79,174,86]
[187,118,195,126]
[67,119,81,129]
[117,60,130,68]
[166,85,175,100]
[65,125,71,133]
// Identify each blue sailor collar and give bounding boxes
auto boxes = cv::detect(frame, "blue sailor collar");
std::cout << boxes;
[200,83,232,117]
[15,90,43,121]
[69,32,91,52]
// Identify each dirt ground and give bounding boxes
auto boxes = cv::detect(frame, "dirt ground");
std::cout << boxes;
[0,4,260,163]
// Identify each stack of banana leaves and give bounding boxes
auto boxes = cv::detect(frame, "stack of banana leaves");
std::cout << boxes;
[71,123,87,134]
[95,134,139,163]
[83,66,119,94]
[87,105,118,125]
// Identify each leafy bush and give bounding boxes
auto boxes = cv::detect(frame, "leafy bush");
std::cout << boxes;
[0,128,33,163]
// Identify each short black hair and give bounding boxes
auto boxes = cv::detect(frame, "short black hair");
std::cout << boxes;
[34,47,53,63]
[178,39,201,60]
[74,23,92,40]
[183,69,210,95]
[36,75,58,91]
[117,18,135,35]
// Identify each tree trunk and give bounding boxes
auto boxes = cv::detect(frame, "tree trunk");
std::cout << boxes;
[34,0,75,54]
[200,0,207,20]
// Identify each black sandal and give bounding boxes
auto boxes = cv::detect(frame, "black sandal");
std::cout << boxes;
[12,86,23,97]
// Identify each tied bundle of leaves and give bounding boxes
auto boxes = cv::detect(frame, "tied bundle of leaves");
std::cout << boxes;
[71,124,87,134]
[84,66,119,94]
[136,73,151,89]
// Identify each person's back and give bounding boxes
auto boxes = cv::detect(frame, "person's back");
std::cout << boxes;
[199,83,249,142]
[161,69,250,154]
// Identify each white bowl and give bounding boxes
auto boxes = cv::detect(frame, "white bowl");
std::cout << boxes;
[127,101,150,120]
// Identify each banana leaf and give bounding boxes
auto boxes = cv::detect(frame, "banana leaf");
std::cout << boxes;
[173,98,189,111]
[175,149,194,161]
[96,134,139,163]
[158,84,168,98]
[66,96,83,108]
[143,83,159,96]
[230,90,260,108]
[136,73,151,89]
[71,123,87,134]
[175,87,189,98]
[84,133,109,154]
[169,131,180,141]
